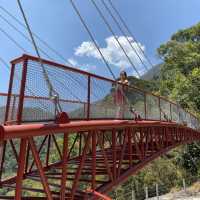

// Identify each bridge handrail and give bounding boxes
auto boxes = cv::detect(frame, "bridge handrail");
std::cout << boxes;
[1,54,199,130]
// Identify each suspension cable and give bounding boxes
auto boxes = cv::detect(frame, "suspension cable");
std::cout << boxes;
[16,0,62,114]
[0,25,86,109]
[90,0,140,78]
[70,0,116,80]
[101,0,149,71]
[0,26,28,53]
[0,14,56,62]
[0,5,67,63]
[70,0,141,117]
[0,11,103,109]
[0,56,10,73]
[107,0,155,69]
[0,13,101,101]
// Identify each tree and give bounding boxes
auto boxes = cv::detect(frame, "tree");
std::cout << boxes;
[158,22,200,179]
[157,23,200,115]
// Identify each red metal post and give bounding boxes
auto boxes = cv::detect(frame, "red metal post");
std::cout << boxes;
[52,134,62,159]
[144,93,147,120]
[79,133,82,156]
[60,132,68,200]
[158,98,161,121]
[117,130,127,177]
[92,131,97,189]
[112,130,117,180]
[17,58,28,124]
[4,63,15,123]
[25,143,30,173]
[46,135,51,167]
[170,103,172,121]
[0,141,6,181]
[100,132,113,182]
[87,75,91,120]
[0,141,4,181]
[71,132,92,199]
[128,128,132,167]
[15,138,28,200]
[10,94,17,121]
[144,128,150,156]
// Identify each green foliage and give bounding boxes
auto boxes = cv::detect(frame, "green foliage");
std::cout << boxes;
[176,143,200,176]
[158,22,200,114]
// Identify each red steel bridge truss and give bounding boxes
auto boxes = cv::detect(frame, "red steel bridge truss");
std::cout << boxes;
[0,54,199,199]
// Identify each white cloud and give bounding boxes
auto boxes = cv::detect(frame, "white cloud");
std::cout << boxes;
[67,57,96,72]
[67,58,78,66]
[74,36,147,75]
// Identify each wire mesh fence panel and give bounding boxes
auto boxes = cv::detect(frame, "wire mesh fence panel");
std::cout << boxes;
[127,87,145,119]
[171,104,179,123]
[22,60,88,121]
[160,99,171,121]
[146,94,160,120]
[90,77,119,119]
[179,108,187,124]
[90,78,145,119]
[7,63,23,122]
[3,55,200,129]
[190,115,196,129]
[0,94,7,124]
[194,117,200,130]
[186,113,192,128]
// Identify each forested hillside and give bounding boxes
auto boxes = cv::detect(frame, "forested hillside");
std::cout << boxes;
[110,22,200,199]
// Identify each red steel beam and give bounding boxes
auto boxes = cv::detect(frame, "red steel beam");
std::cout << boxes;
[71,132,92,199]
[15,138,28,200]
[97,141,189,194]
[92,131,97,189]
[60,133,68,200]
[28,137,53,200]
[0,120,190,141]
[4,63,15,123]
[112,129,117,180]
[17,58,28,124]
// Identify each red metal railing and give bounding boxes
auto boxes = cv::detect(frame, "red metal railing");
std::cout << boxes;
[0,93,87,124]
[2,54,200,130]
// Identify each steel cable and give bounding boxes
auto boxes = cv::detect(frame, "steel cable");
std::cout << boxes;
[90,0,141,78]
[101,0,149,71]
[70,0,116,80]
[107,0,155,69]
[17,0,62,114]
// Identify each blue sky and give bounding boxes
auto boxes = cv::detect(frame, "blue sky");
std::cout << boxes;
[0,0,200,92]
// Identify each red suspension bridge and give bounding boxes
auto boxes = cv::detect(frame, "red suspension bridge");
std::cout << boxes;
[0,54,199,199]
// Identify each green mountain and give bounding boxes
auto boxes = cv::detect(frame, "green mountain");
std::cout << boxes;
[142,63,162,81]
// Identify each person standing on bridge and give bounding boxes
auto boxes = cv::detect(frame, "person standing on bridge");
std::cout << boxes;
[114,71,129,119]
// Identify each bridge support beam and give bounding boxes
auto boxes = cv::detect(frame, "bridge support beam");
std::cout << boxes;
[28,137,53,200]
[15,138,28,200]
[60,132,69,200]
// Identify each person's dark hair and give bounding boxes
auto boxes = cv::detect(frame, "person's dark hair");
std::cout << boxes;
[120,71,128,78]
